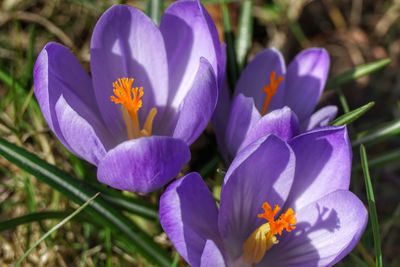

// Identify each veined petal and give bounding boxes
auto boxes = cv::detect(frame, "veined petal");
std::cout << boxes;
[212,44,231,162]
[262,190,367,267]
[91,5,169,141]
[287,126,351,210]
[235,48,286,113]
[200,240,226,267]
[219,135,295,259]
[172,58,218,144]
[304,105,338,131]
[55,96,107,165]
[33,42,114,153]
[224,94,261,163]
[97,136,190,193]
[160,0,220,112]
[160,173,222,267]
[284,48,330,122]
[239,106,300,152]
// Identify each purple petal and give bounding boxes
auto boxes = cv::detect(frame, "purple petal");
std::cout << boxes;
[235,48,286,112]
[262,190,367,266]
[224,94,261,162]
[287,126,351,210]
[212,44,230,151]
[172,58,218,144]
[239,106,300,152]
[218,135,295,259]
[160,173,221,267]
[284,48,330,121]
[33,43,113,153]
[200,240,226,267]
[91,5,169,142]
[217,43,227,90]
[202,3,224,85]
[97,136,190,193]
[160,0,220,115]
[212,75,231,162]
[55,96,106,165]
[304,105,338,131]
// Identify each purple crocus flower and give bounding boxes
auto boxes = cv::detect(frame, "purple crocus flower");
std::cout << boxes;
[160,127,367,266]
[215,48,337,162]
[33,1,223,193]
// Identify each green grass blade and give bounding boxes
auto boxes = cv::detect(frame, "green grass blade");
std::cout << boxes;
[87,181,158,220]
[222,3,238,89]
[102,194,158,220]
[0,138,172,267]
[0,69,25,92]
[14,193,100,267]
[350,252,370,267]
[360,145,383,267]
[288,21,310,48]
[0,211,71,232]
[354,119,400,146]
[148,0,161,25]
[328,58,391,88]
[354,149,400,171]
[332,102,375,126]
[21,25,36,87]
[336,87,351,113]
[235,0,252,70]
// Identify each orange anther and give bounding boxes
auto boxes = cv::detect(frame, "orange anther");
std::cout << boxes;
[257,201,296,236]
[110,78,157,139]
[261,71,283,115]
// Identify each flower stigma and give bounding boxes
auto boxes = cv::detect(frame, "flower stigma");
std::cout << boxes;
[110,78,157,139]
[261,71,284,115]
[242,201,296,264]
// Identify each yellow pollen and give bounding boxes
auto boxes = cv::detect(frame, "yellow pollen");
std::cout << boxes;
[261,71,284,115]
[110,78,157,139]
[242,201,296,264]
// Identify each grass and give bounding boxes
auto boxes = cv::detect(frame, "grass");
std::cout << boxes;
[0,0,399,266]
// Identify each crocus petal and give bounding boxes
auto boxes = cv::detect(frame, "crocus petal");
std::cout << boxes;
[55,96,107,165]
[91,5,169,141]
[235,48,286,112]
[160,173,222,267]
[287,126,351,210]
[239,106,300,152]
[202,2,224,85]
[211,43,229,139]
[97,136,190,193]
[200,240,226,267]
[160,1,220,110]
[304,105,338,131]
[262,190,367,267]
[218,135,295,259]
[212,74,231,162]
[224,94,261,162]
[33,42,114,152]
[284,48,330,121]
[172,58,218,144]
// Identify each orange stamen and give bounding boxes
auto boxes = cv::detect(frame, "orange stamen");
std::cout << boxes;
[110,78,157,139]
[258,202,297,236]
[261,71,283,115]
[242,201,296,264]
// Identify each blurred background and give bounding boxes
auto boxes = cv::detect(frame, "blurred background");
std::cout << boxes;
[0,0,399,266]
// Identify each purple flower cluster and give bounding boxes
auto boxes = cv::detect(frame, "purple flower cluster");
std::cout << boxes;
[33,1,368,266]
[160,127,367,267]
[214,48,337,163]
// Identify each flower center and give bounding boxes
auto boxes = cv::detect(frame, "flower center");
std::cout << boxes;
[110,78,157,139]
[242,201,296,264]
[261,71,284,115]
